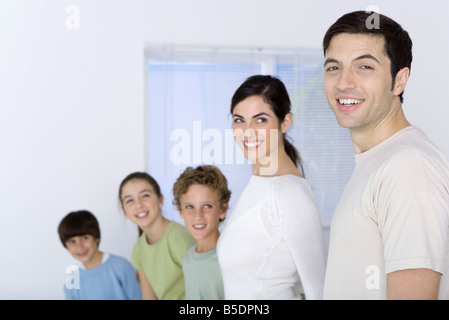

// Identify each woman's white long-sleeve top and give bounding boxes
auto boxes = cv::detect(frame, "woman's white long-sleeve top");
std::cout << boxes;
[217,174,326,300]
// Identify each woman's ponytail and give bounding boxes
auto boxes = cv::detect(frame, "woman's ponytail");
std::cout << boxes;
[283,136,304,177]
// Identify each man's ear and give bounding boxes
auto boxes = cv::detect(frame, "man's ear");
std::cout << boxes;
[393,67,410,97]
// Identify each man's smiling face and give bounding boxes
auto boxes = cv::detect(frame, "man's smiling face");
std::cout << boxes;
[324,33,397,134]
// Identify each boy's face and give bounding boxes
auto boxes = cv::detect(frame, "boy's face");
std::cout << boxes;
[179,184,227,246]
[65,234,100,269]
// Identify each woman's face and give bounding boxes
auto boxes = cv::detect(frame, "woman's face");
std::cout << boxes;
[232,95,288,166]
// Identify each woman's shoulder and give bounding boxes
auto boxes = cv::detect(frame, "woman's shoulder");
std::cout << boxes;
[272,174,310,190]
[249,173,312,197]
[272,174,316,207]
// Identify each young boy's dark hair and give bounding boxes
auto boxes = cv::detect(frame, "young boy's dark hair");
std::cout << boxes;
[58,210,101,248]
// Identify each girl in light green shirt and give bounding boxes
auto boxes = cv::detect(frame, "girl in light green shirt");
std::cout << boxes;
[119,172,195,300]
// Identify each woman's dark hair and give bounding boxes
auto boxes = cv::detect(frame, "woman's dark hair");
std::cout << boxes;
[322,10,412,103]
[58,210,101,248]
[230,75,304,175]
[118,171,162,236]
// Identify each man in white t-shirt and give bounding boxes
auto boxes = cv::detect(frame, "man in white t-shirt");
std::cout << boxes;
[322,11,449,299]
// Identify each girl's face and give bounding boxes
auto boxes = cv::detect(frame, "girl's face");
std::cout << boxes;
[120,179,163,230]
[232,95,289,165]
[65,234,101,269]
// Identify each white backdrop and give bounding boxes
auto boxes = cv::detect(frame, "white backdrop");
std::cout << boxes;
[0,0,448,299]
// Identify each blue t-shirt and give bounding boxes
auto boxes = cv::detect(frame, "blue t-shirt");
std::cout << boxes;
[64,253,141,300]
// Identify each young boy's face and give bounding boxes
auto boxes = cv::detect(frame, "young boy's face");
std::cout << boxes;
[179,184,227,246]
[65,234,101,269]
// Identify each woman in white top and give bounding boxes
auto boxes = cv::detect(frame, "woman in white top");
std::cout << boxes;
[217,75,326,300]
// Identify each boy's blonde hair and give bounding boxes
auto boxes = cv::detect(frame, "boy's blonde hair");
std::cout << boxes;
[172,165,231,212]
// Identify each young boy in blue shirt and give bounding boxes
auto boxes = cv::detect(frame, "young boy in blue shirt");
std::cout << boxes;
[58,210,141,300]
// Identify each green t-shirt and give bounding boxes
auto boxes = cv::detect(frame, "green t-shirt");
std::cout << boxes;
[131,221,195,300]
[182,246,224,300]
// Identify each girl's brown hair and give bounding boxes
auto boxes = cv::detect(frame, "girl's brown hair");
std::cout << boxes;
[118,171,162,206]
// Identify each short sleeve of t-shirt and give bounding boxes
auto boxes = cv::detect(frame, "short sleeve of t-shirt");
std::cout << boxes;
[376,149,449,274]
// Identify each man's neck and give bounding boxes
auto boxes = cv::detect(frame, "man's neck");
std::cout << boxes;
[350,105,411,154]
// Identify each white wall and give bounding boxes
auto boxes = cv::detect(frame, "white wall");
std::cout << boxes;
[0,0,447,299]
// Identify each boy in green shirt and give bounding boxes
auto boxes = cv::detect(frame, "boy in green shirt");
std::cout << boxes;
[173,165,231,300]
